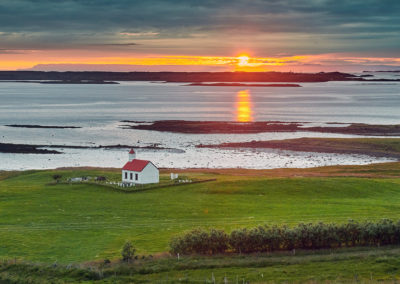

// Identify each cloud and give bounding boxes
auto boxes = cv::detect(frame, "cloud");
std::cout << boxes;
[1,1,398,33]
[92,43,140,46]
[120,32,159,37]
[0,0,398,59]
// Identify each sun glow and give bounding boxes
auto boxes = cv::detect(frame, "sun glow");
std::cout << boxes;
[237,55,250,66]
[234,53,271,71]
[236,90,253,122]
[0,50,345,72]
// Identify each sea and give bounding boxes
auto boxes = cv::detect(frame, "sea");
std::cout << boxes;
[1,72,399,170]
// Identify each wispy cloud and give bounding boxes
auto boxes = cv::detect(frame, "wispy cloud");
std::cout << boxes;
[120,32,159,37]
[91,43,140,47]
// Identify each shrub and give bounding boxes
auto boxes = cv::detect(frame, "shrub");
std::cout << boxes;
[170,228,228,255]
[52,174,62,183]
[121,241,136,262]
[170,219,400,255]
[103,259,111,265]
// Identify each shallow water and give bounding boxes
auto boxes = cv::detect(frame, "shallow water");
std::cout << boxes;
[0,78,399,170]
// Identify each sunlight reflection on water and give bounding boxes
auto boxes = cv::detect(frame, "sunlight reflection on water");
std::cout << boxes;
[236,90,253,122]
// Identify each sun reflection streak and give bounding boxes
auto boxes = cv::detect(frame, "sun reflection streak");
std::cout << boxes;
[236,90,253,122]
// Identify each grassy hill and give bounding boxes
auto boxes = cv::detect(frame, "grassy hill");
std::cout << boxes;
[1,164,400,265]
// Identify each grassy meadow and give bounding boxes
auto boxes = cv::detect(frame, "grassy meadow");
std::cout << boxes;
[1,164,400,265]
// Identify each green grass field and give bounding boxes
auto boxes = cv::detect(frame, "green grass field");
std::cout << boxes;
[2,246,400,283]
[1,164,400,265]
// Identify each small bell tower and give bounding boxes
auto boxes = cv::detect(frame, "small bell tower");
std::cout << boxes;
[128,149,136,161]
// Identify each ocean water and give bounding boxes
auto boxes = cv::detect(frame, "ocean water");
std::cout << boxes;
[0,78,399,170]
[0,80,399,124]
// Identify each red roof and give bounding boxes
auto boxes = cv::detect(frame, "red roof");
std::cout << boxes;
[122,159,150,172]
[129,149,135,154]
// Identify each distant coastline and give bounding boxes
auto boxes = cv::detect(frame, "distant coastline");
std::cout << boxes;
[1,71,399,83]
[0,80,119,84]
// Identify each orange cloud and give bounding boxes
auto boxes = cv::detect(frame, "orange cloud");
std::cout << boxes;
[0,49,399,72]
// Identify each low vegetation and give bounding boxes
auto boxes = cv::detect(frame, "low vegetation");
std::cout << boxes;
[170,219,400,255]
[2,246,400,282]
[121,241,136,263]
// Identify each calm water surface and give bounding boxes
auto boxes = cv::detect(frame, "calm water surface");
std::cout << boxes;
[0,80,399,125]
[0,78,399,170]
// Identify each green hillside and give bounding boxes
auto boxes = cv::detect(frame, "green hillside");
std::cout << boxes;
[1,166,400,263]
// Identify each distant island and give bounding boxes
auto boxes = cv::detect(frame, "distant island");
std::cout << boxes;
[186,82,301,87]
[0,80,119,84]
[5,124,82,129]
[122,120,400,136]
[363,70,400,73]
[1,71,399,83]
[40,80,119,84]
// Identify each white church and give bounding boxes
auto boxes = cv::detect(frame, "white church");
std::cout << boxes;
[122,149,159,185]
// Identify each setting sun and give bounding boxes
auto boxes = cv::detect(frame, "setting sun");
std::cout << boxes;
[237,55,250,66]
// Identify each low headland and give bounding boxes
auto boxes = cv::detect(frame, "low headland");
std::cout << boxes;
[0,143,61,154]
[5,124,81,129]
[197,137,400,160]
[0,143,182,154]
[121,120,400,135]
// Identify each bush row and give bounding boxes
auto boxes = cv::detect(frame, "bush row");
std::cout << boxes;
[170,219,400,254]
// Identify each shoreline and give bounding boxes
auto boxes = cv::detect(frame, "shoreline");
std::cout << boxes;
[197,137,400,159]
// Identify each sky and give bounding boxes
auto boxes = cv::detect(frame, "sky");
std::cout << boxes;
[0,0,399,72]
